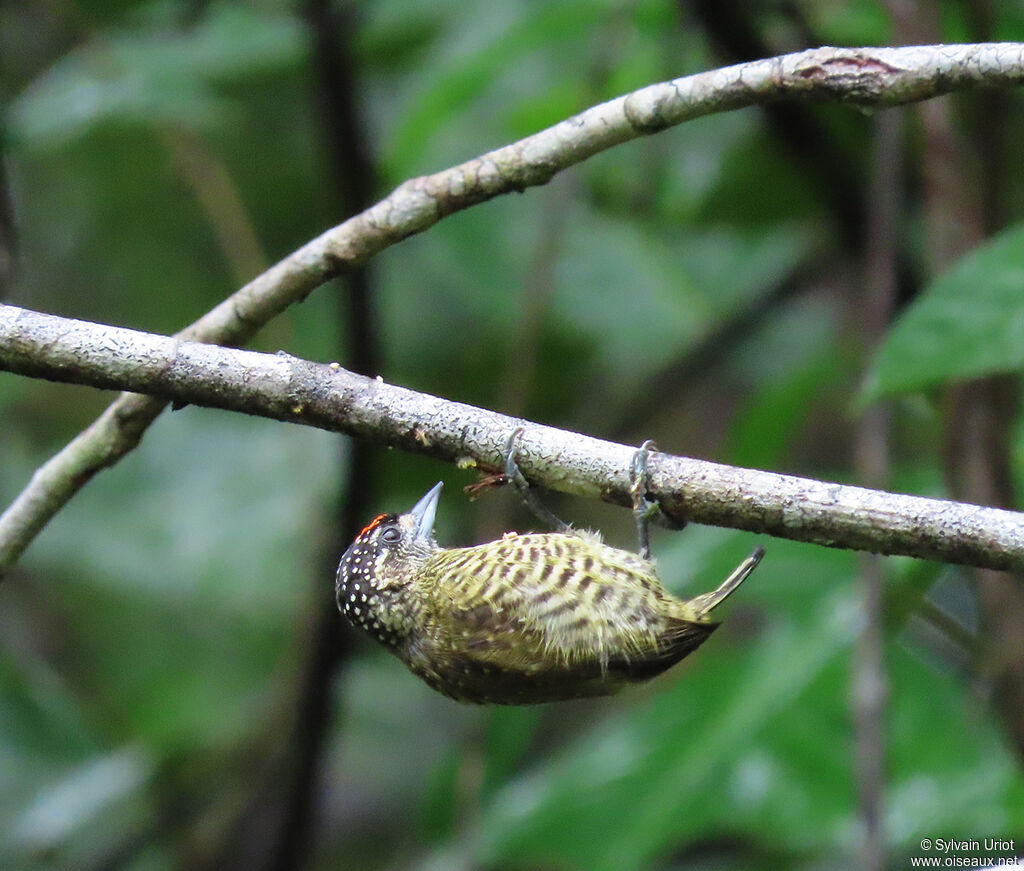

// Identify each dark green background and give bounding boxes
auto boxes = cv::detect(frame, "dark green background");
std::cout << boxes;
[2,1,1024,869]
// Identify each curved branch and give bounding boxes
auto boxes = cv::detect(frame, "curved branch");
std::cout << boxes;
[4,303,1024,573]
[3,43,1024,573]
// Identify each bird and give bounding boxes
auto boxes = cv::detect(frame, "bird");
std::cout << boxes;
[335,472,764,705]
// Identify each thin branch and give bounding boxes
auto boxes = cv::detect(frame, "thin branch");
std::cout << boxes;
[266,3,380,869]
[162,127,269,287]
[924,31,1024,767]
[852,106,904,871]
[607,256,822,440]
[3,44,1024,575]
[174,42,1024,350]
[684,0,866,248]
[4,303,1024,573]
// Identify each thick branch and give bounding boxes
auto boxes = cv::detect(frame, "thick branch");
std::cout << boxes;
[4,303,1024,572]
[3,43,1024,574]
[185,43,1024,350]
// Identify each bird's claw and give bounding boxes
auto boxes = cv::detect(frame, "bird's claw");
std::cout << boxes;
[505,428,571,532]
[630,439,681,559]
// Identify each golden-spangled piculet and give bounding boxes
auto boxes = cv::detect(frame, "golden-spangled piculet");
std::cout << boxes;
[336,471,764,705]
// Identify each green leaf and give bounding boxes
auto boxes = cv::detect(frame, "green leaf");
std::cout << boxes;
[865,223,1024,400]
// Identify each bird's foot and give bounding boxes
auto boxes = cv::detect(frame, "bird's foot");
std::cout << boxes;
[504,428,572,532]
[629,439,682,559]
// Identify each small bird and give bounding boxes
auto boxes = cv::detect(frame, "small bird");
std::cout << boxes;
[336,480,764,705]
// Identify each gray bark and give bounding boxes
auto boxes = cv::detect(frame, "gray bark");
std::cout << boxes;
[4,303,1024,573]
[4,43,1024,574]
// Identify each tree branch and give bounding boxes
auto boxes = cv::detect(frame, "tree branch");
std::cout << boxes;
[3,43,1024,574]
[4,303,1024,573]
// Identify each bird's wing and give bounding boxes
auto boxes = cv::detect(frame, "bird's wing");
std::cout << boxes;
[424,533,681,666]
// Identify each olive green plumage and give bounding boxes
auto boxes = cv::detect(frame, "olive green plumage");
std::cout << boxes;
[336,482,762,705]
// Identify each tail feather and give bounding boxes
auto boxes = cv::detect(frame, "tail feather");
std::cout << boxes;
[688,546,765,618]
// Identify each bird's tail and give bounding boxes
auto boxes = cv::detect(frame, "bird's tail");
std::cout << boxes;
[688,546,765,619]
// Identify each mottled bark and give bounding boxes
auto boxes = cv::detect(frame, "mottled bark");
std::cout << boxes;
[5,303,1024,574]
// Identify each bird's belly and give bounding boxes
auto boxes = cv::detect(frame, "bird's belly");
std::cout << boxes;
[403,629,706,705]
[411,654,635,705]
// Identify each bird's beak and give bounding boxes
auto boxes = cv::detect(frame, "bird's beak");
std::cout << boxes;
[410,481,443,542]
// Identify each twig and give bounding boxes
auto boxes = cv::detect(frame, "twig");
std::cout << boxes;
[3,43,1024,574]
[266,3,379,870]
[4,303,1024,573]
[852,107,903,871]
[607,256,821,439]
[684,0,865,246]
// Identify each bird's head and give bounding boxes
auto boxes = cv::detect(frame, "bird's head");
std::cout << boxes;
[335,482,443,643]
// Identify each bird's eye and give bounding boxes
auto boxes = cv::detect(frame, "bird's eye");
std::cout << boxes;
[381,526,401,544]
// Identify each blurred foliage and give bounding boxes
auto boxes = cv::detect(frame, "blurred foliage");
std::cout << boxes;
[2,1,1024,870]
[866,223,1024,400]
